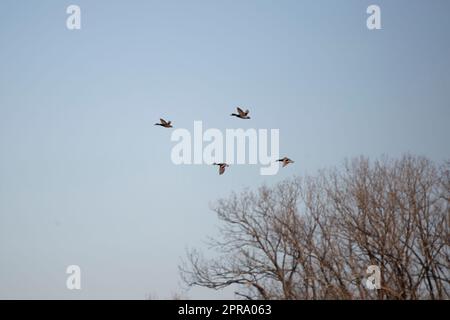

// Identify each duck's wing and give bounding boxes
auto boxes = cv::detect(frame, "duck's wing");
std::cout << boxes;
[219,165,226,175]
[160,118,168,125]
[236,107,245,116]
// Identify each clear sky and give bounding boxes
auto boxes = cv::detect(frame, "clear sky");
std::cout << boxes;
[0,0,449,299]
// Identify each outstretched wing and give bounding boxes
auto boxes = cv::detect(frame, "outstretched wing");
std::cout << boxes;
[160,118,168,125]
[236,107,245,116]
[219,165,226,175]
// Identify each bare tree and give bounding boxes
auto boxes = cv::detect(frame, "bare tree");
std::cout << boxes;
[180,155,450,299]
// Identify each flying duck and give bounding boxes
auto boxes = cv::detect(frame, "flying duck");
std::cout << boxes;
[154,118,173,128]
[213,163,229,175]
[277,157,294,167]
[231,107,251,119]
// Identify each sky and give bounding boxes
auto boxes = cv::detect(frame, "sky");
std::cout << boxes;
[0,0,449,299]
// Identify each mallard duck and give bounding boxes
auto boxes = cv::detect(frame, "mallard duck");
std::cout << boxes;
[213,163,229,175]
[231,107,251,119]
[277,157,294,167]
[154,118,173,128]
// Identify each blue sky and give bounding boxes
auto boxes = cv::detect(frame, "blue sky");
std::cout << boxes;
[0,0,449,299]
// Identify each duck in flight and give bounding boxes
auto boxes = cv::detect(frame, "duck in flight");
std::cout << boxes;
[277,157,294,167]
[213,163,229,175]
[154,118,173,128]
[231,107,251,119]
